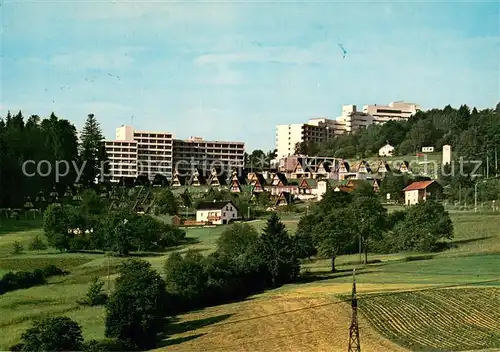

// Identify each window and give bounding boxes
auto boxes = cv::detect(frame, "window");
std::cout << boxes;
[232,213,235,217]
[226,206,229,210]
[223,212,226,216]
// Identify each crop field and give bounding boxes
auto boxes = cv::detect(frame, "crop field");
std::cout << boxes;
[360,287,500,351]
[0,211,499,350]
[154,294,406,352]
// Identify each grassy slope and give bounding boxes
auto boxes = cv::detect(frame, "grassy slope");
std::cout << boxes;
[0,211,498,350]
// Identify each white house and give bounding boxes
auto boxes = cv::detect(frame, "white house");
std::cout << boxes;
[196,200,238,225]
[402,180,442,205]
[379,144,394,157]
[313,179,329,201]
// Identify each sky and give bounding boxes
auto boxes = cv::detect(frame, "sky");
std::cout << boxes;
[1,0,499,151]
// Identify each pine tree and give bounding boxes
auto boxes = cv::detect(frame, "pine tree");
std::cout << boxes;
[79,114,108,187]
[259,213,300,287]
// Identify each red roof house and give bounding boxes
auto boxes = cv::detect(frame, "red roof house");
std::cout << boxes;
[402,180,442,205]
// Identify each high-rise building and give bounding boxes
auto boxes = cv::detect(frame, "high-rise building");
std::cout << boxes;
[105,125,174,182]
[275,118,340,159]
[173,136,245,176]
[362,101,420,123]
[105,126,245,182]
[275,101,420,159]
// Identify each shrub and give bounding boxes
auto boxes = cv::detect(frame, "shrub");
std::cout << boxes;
[79,277,107,306]
[11,241,24,255]
[0,265,67,295]
[19,316,84,351]
[29,235,48,251]
[82,338,137,351]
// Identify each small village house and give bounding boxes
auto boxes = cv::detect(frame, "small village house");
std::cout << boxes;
[196,200,238,225]
[379,143,394,157]
[403,180,442,205]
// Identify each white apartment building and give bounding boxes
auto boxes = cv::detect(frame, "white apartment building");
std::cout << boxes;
[105,126,245,182]
[173,136,245,176]
[335,105,374,133]
[105,125,174,182]
[104,139,138,181]
[275,118,340,159]
[275,101,420,159]
[363,101,420,123]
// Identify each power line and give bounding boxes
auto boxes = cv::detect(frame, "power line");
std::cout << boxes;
[181,278,500,332]
[182,278,499,351]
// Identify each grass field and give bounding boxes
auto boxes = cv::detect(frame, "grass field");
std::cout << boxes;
[0,210,499,350]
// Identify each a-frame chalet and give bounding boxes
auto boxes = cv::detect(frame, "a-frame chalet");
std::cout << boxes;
[170,170,186,187]
[398,161,411,173]
[187,168,206,187]
[271,172,288,186]
[207,168,227,187]
[298,178,314,195]
[354,160,372,174]
[374,160,391,174]
[275,191,293,206]
[291,160,312,179]
[229,169,247,193]
[314,161,331,179]
[337,159,350,173]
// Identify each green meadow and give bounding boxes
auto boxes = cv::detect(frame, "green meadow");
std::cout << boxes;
[0,210,498,350]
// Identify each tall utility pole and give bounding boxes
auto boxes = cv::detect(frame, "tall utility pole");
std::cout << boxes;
[348,269,361,352]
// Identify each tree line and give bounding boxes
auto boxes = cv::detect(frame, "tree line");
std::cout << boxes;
[42,190,186,255]
[0,112,107,208]
[296,103,500,164]
[12,184,453,351]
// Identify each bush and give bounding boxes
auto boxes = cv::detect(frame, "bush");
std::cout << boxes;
[29,235,48,250]
[0,265,67,295]
[78,277,107,306]
[82,338,137,351]
[11,241,24,255]
[19,316,84,351]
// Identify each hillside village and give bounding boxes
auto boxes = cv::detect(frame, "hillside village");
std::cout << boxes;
[1,1,499,350]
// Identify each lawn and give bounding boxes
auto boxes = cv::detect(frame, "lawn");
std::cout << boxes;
[0,210,498,350]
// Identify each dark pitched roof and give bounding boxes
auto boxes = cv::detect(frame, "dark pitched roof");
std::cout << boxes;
[196,200,237,210]
[316,161,331,173]
[187,169,206,186]
[272,172,288,185]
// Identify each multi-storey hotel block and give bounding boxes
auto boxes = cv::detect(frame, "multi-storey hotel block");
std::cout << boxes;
[104,126,245,182]
[173,136,245,175]
[276,101,420,159]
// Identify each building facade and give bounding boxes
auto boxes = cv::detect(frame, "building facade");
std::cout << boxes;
[105,126,244,182]
[275,101,420,160]
[275,118,339,159]
[362,101,420,123]
[173,136,245,176]
[403,180,442,205]
[105,125,173,182]
[196,201,238,225]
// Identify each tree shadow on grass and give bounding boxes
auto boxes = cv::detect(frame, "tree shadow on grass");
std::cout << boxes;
[297,268,375,284]
[158,333,207,347]
[157,314,232,348]
[166,313,233,335]
[0,219,43,235]
[448,235,495,248]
